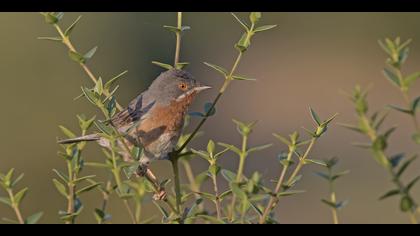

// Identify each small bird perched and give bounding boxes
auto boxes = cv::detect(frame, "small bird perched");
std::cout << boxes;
[58,68,211,179]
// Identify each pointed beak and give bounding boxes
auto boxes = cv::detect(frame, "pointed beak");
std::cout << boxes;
[193,85,212,92]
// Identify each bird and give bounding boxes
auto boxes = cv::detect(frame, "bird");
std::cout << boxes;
[58,68,211,179]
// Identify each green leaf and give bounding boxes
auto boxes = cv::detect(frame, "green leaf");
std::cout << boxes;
[405,72,420,87]
[4,169,15,187]
[59,126,76,139]
[37,37,62,42]
[207,140,215,155]
[11,173,24,188]
[231,13,249,31]
[232,75,256,81]
[218,142,241,156]
[163,25,181,33]
[411,96,420,113]
[43,12,62,24]
[384,127,397,139]
[400,196,414,212]
[286,175,302,188]
[191,149,211,162]
[219,190,232,200]
[254,25,277,33]
[387,104,412,114]
[383,68,401,88]
[152,61,173,70]
[74,175,96,184]
[84,46,98,61]
[52,169,69,183]
[175,62,189,70]
[77,115,96,132]
[397,155,417,178]
[76,183,100,195]
[309,107,321,126]
[250,202,263,217]
[277,190,305,197]
[221,169,237,183]
[68,50,85,64]
[321,199,337,208]
[332,170,350,181]
[52,179,68,197]
[107,96,116,116]
[321,113,339,127]
[315,172,330,181]
[0,197,11,206]
[208,164,221,177]
[94,77,104,96]
[25,212,43,224]
[203,62,228,76]
[14,187,28,205]
[64,15,82,36]
[204,102,216,116]
[372,136,387,152]
[273,133,291,146]
[304,159,327,167]
[247,144,272,153]
[335,200,349,210]
[194,191,216,201]
[249,12,262,24]
[379,189,400,200]
[94,121,114,135]
[81,87,99,106]
[104,70,128,90]
[406,176,420,192]
[84,162,110,169]
[153,202,169,219]
[235,33,250,52]
[214,148,230,160]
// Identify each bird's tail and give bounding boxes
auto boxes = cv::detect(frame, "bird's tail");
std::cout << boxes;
[57,134,101,144]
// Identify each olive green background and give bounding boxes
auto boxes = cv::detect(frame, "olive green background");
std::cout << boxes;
[1,12,420,224]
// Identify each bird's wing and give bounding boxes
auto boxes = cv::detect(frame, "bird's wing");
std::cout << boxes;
[110,93,155,132]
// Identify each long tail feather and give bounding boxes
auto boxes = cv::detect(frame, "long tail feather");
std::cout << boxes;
[57,134,100,144]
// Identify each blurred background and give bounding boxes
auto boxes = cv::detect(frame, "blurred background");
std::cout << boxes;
[1,12,420,224]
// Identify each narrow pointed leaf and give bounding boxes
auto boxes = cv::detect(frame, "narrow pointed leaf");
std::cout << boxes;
[64,15,82,36]
[59,126,76,139]
[232,75,256,81]
[76,183,100,195]
[218,142,241,156]
[231,13,249,31]
[254,25,277,33]
[37,37,62,42]
[204,62,228,76]
[25,212,43,224]
[14,187,28,205]
[383,68,401,88]
[104,70,128,90]
[84,46,98,61]
[247,143,272,153]
[379,189,400,200]
[309,107,321,125]
[52,179,67,197]
[152,61,173,70]
[0,197,11,206]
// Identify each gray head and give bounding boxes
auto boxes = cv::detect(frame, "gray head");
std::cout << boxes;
[145,69,211,105]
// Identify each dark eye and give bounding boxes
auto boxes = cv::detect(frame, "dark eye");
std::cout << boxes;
[178,82,188,91]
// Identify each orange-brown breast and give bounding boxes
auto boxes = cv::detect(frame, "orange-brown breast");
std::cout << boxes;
[131,92,196,148]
